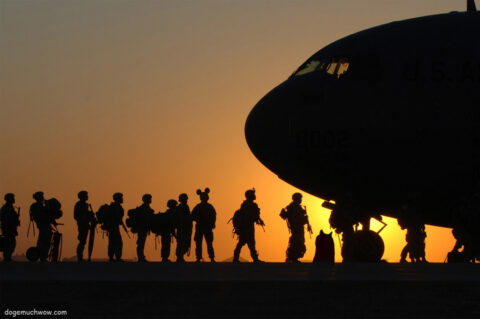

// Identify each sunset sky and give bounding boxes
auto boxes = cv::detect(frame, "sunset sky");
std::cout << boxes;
[0,0,464,262]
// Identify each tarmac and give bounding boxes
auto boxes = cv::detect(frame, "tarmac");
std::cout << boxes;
[1,262,480,318]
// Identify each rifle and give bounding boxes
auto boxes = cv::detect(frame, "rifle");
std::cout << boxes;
[257,217,266,232]
[304,206,313,239]
[16,207,21,226]
[121,221,130,239]
[87,204,96,261]
[27,208,36,238]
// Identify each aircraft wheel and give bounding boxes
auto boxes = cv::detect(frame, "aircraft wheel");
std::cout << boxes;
[26,246,40,262]
[341,230,384,262]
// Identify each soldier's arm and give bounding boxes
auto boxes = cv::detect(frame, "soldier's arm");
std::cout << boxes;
[211,205,217,228]
[73,203,80,222]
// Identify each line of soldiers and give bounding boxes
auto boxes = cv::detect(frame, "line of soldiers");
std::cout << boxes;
[0,189,321,263]
[74,188,217,263]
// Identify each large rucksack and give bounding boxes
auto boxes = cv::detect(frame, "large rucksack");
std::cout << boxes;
[96,204,113,230]
[125,208,139,233]
[230,206,254,236]
[150,212,171,236]
[231,209,244,235]
[46,198,63,220]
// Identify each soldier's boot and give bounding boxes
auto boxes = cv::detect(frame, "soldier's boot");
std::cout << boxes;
[176,256,185,263]
[76,244,84,262]
[233,243,242,262]
[251,252,262,263]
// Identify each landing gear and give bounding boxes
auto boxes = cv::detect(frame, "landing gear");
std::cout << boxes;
[342,230,385,262]
[325,200,386,262]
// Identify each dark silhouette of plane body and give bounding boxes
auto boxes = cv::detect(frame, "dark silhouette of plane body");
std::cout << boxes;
[246,4,480,259]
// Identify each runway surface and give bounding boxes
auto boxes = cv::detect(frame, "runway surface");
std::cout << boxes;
[1,262,480,318]
[1,261,480,282]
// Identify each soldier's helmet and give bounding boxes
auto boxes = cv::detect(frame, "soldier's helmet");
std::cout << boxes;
[113,192,123,202]
[245,188,256,201]
[179,193,188,203]
[142,194,152,203]
[33,191,44,201]
[292,192,303,203]
[196,188,210,202]
[78,190,88,201]
[4,193,15,203]
[167,199,178,209]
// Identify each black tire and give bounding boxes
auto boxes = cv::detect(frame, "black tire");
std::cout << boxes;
[341,230,385,262]
[26,247,40,262]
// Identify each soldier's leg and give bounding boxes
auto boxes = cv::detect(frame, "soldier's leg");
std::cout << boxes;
[233,236,246,261]
[165,235,171,260]
[37,229,45,260]
[246,234,258,261]
[161,234,171,261]
[286,234,295,261]
[205,229,215,261]
[298,231,307,259]
[107,232,115,261]
[116,231,123,260]
[77,226,88,261]
[194,229,203,261]
[38,229,52,261]
[136,231,147,261]
[175,229,186,261]
[108,233,114,261]
[3,236,15,261]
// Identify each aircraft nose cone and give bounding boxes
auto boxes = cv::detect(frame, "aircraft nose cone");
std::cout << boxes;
[245,96,271,162]
[245,77,324,174]
[245,85,289,170]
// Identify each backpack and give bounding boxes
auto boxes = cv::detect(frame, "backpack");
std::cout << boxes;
[96,204,112,230]
[231,209,244,235]
[231,205,255,235]
[150,212,171,236]
[125,208,139,233]
[46,198,63,220]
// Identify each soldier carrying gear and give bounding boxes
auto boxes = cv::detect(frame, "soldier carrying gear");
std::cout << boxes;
[232,188,264,263]
[157,199,177,263]
[106,192,126,262]
[192,188,216,263]
[1,193,20,262]
[174,193,193,263]
[74,190,95,262]
[133,194,154,262]
[398,194,428,263]
[280,192,312,263]
[30,191,56,261]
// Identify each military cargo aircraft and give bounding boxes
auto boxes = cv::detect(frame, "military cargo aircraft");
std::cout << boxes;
[245,1,480,262]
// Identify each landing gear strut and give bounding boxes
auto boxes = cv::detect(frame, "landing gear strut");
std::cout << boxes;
[324,201,386,262]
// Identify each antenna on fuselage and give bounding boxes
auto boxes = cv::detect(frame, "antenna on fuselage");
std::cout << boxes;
[467,0,477,12]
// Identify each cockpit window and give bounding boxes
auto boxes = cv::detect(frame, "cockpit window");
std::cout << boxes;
[293,57,350,79]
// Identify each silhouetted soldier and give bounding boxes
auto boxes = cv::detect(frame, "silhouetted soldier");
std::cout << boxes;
[160,199,177,263]
[30,191,53,261]
[0,193,20,261]
[136,194,154,262]
[192,188,216,262]
[400,225,427,263]
[74,190,95,262]
[174,193,192,263]
[108,193,126,262]
[398,194,427,263]
[232,189,264,263]
[280,193,312,263]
